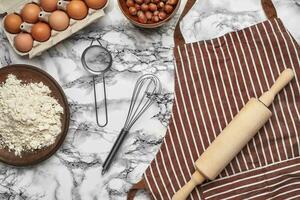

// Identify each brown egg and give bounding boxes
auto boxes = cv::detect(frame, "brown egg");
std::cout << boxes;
[4,13,23,34]
[21,3,41,23]
[49,10,70,31]
[14,33,33,53]
[31,22,51,42]
[84,0,107,9]
[40,0,58,12]
[66,0,88,20]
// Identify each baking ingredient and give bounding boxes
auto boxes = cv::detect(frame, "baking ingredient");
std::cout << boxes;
[135,0,143,4]
[4,14,23,34]
[0,75,63,156]
[128,7,137,16]
[141,3,148,11]
[158,2,164,8]
[67,0,88,20]
[152,15,159,22]
[166,0,177,5]
[126,0,135,7]
[164,4,173,13]
[49,10,70,31]
[126,0,177,24]
[85,0,107,9]
[145,11,152,20]
[14,33,33,53]
[21,3,41,23]
[148,3,157,11]
[31,22,51,42]
[135,4,141,11]
[158,11,166,20]
[137,11,147,23]
[40,0,58,12]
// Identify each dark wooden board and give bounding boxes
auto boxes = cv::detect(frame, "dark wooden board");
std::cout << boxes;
[0,64,70,166]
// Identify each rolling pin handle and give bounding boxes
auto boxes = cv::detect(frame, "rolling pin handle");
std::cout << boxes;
[259,68,294,107]
[172,171,206,200]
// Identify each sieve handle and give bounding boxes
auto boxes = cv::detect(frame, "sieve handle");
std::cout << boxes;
[93,75,108,127]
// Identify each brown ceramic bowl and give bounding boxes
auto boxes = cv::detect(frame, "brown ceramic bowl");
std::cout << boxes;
[118,0,181,28]
[0,64,70,166]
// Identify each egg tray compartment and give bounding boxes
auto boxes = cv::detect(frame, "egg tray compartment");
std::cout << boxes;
[1,0,109,58]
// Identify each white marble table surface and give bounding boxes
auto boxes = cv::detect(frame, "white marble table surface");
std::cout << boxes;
[180,0,300,44]
[0,0,299,200]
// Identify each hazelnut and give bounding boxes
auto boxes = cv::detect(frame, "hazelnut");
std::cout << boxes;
[158,2,165,8]
[144,0,151,3]
[152,15,159,22]
[129,7,138,15]
[153,10,159,16]
[141,3,149,11]
[137,10,143,16]
[135,4,141,10]
[135,0,144,5]
[158,11,167,20]
[137,11,147,23]
[164,4,173,13]
[166,0,177,5]
[149,3,157,11]
[145,11,153,20]
[152,0,160,3]
[126,0,135,7]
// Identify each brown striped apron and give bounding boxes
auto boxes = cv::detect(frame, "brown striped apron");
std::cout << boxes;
[128,0,300,199]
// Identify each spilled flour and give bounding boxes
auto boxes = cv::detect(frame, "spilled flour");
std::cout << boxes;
[0,74,63,156]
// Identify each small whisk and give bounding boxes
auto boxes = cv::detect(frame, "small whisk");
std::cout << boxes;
[102,74,161,175]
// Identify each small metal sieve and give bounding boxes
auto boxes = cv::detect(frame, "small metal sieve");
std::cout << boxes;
[81,39,112,127]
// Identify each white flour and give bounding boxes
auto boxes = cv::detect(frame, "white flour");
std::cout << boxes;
[0,74,64,156]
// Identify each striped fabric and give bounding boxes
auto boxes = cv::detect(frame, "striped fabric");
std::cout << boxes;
[144,18,300,200]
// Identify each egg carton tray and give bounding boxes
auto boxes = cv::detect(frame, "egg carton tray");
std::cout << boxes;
[1,0,108,58]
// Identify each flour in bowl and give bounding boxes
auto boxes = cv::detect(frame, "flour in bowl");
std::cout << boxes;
[0,74,64,156]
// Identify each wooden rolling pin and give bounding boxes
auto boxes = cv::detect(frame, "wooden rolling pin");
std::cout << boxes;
[172,68,295,200]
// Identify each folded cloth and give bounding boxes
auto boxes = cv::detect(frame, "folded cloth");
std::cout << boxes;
[128,1,300,199]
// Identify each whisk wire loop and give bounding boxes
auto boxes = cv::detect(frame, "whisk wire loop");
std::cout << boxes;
[123,75,161,130]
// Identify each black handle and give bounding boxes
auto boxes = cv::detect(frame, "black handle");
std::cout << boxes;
[102,128,129,175]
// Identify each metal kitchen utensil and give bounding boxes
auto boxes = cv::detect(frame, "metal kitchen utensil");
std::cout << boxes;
[102,74,162,175]
[81,39,112,127]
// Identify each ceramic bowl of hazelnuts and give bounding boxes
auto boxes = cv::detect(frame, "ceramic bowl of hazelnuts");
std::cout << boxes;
[118,0,180,28]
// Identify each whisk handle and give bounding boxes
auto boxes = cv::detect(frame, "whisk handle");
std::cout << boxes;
[102,128,129,175]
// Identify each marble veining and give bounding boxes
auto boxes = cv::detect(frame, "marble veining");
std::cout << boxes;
[180,0,300,44]
[0,0,179,199]
[0,0,299,199]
